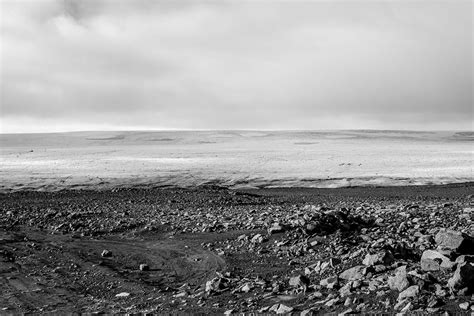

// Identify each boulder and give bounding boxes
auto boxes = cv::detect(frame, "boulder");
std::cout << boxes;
[420,250,455,271]
[397,285,419,302]
[459,302,470,310]
[251,233,266,244]
[388,265,410,291]
[435,229,474,254]
[289,274,310,288]
[320,276,338,289]
[139,263,150,271]
[339,281,352,297]
[115,292,130,298]
[268,223,287,234]
[269,304,294,314]
[339,265,366,281]
[362,251,394,266]
[101,249,112,257]
[447,255,474,291]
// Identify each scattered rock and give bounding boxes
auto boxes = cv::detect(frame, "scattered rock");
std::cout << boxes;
[268,223,287,234]
[269,304,294,314]
[251,234,266,244]
[2,185,473,314]
[459,302,470,310]
[240,283,252,293]
[435,229,474,254]
[388,265,410,291]
[289,274,310,292]
[397,285,419,302]
[115,292,130,298]
[325,298,339,307]
[101,249,112,257]
[139,263,149,271]
[362,251,394,266]
[320,276,338,289]
[301,308,317,316]
[339,265,366,281]
[447,255,474,291]
[420,250,455,271]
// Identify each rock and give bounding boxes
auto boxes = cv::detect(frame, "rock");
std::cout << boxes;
[420,250,455,271]
[301,308,316,316]
[277,304,294,314]
[435,229,474,254]
[307,291,323,300]
[463,207,474,214]
[362,251,394,266]
[173,292,186,298]
[251,234,266,244]
[397,285,419,302]
[320,276,338,289]
[344,297,352,306]
[339,265,366,281]
[427,297,443,308]
[305,223,318,234]
[434,284,447,297]
[447,255,474,291]
[289,274,310,290]
[400,301,412,313]
[459,302,470,310]
[115,292,130,298]
[205,276,228,293]
[388,265,410,291]
[394,299,407,310]
[368,279,382,291]
[240,283,252,293]
[355,302,367,311]
[101,249,112,257]
[320,261,330,272]
[339,282,352,297]
[139,263,149,271]
[325,298,339,307]
[269,304,294,314]
[268,223,286,234]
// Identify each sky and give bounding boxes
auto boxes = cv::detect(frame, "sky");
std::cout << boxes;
[0,0,472,133]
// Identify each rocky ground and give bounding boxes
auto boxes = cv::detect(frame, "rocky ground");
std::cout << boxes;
[0,183,473,314]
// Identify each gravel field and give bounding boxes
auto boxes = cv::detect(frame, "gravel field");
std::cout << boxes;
[0,183,473,314]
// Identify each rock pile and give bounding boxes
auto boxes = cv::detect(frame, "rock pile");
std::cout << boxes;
[200,201,474,314]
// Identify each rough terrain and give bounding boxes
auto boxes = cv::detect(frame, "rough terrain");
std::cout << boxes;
[0,183,473,314]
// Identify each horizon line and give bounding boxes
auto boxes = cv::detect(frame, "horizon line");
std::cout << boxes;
[0,128,472,135]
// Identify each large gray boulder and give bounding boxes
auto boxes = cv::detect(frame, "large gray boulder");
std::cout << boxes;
[435,229,474,255]
[397,285,419,302]
[362,251,394,267]
[339,265,366,281]
[447,255,474,291]
[388,265,410,291]
[420,250,455,271]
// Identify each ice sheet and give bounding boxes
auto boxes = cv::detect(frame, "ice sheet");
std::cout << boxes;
[0,130,472,192]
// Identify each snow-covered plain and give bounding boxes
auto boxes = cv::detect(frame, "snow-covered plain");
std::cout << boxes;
[0,130,472,192]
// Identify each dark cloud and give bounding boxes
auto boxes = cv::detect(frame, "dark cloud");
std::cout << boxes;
[1,0,472,132]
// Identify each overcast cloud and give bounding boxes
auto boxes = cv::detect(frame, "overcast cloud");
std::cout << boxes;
[0,0,472,132]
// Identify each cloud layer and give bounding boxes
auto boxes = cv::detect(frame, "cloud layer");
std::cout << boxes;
[1,0,472,132]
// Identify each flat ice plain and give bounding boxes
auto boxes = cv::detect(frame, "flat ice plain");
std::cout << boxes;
[0,130,472,192]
